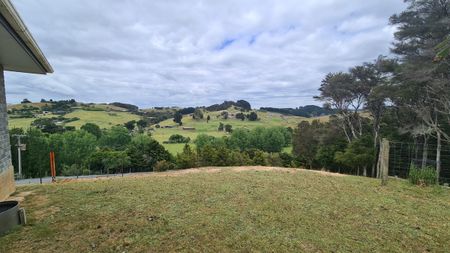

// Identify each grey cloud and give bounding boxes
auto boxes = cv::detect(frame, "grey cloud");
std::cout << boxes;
[5,0,406,108]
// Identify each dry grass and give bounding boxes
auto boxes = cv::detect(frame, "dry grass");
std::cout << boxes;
[1,167,449,252]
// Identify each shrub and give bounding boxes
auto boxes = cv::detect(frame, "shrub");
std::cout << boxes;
[218,122,224,131]
[225,124,233,133]
[192,109,204,120]
[61,164,83,176]
[251,150,268,166]
[247,111,258,121]
[279,152,294,167]
[176,144,198,169]
[408,165,437,186]
[236,113,246,121]
[127,135,173,172]
[154,160,176,172]
[267,153,283,167]
[168,134,190,143]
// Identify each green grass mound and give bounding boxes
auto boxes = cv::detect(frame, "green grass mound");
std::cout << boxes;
[1,167,449,252]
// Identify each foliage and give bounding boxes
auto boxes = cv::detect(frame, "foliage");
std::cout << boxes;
[235,112,246,121]
[174,111,183,125]
[218,122,224,131]
[154,160,177,172]
[220,111,229,119]
[334,136,375,176]
[247,112,258,121]
[21,98,32,104]
[124,120,136,131]
[110,102,139,112]
[99,126,131,151]
[260,105,335,117]
[101,151,131,174]
[31,118,65,134]
[167,134,190,144]
[22,128,50,178]
[81,123,102,139]
[50,130,97,172]
[293,121,319,168]
[408,165,437,186]
[227,127,291,153]
[126,134,173,172]
[206,100,251,111]
[192,109,204,120]
[194,134,226,150]
[176,144,198,169]
[136,119,148,130]
[179,107,196,115]
[224,124,233,133]
[142,110,174,125]
[236,100,252,111]
[42,99,76,115]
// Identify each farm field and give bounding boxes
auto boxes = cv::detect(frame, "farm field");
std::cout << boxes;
[1,167,449,252]
[7,103,327,155]
[152,109,324,154]
[8,109,141,130]
[64,110,140,129]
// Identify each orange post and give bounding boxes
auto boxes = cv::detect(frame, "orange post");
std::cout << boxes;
[50,151,56,182]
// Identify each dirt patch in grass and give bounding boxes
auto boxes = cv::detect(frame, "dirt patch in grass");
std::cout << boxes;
[7,191,34,203]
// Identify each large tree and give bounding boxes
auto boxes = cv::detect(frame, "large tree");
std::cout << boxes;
[390,0,450,181]
[174,111,183,125]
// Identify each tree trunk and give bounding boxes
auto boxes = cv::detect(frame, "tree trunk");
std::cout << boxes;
[436,131,441,184]
[345,114,358,140]
[372,129,379,178]
[363,166,367,177]
[340,118,351,143]
[421,136,428,169]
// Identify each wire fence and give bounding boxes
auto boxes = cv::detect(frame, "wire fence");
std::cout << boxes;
[389,141,450,185]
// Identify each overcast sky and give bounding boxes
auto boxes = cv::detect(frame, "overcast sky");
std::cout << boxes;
[5,0,406,108]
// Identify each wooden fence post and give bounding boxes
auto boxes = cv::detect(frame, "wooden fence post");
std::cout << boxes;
[379,139,390,186]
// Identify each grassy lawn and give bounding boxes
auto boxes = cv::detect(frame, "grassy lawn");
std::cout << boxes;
[1,168,449,252]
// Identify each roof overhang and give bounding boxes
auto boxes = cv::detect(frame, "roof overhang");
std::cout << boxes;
[0,0,53,74]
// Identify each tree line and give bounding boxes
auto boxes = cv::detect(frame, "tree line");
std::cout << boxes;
[9,124,294,178]
[292,0,450,182]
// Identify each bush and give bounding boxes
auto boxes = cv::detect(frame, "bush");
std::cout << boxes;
[127,135,173,172]
[61,164,83,176]
[408,165,437,186]
[267,153,283,167]
[168,134,190,143]
[247,112,258,121]
[251,150,268,166]
[176,144,198,169]
[154,160,176,172]
[225,124,233,133]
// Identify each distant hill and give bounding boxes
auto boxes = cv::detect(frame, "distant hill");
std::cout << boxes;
[260,105,335,118]
[205,100,251,112]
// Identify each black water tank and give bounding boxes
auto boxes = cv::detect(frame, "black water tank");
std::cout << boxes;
[0,201,21,235]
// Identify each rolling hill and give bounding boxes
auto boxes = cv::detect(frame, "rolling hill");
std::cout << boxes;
[150,107,329,154]
[7,101,332,155]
